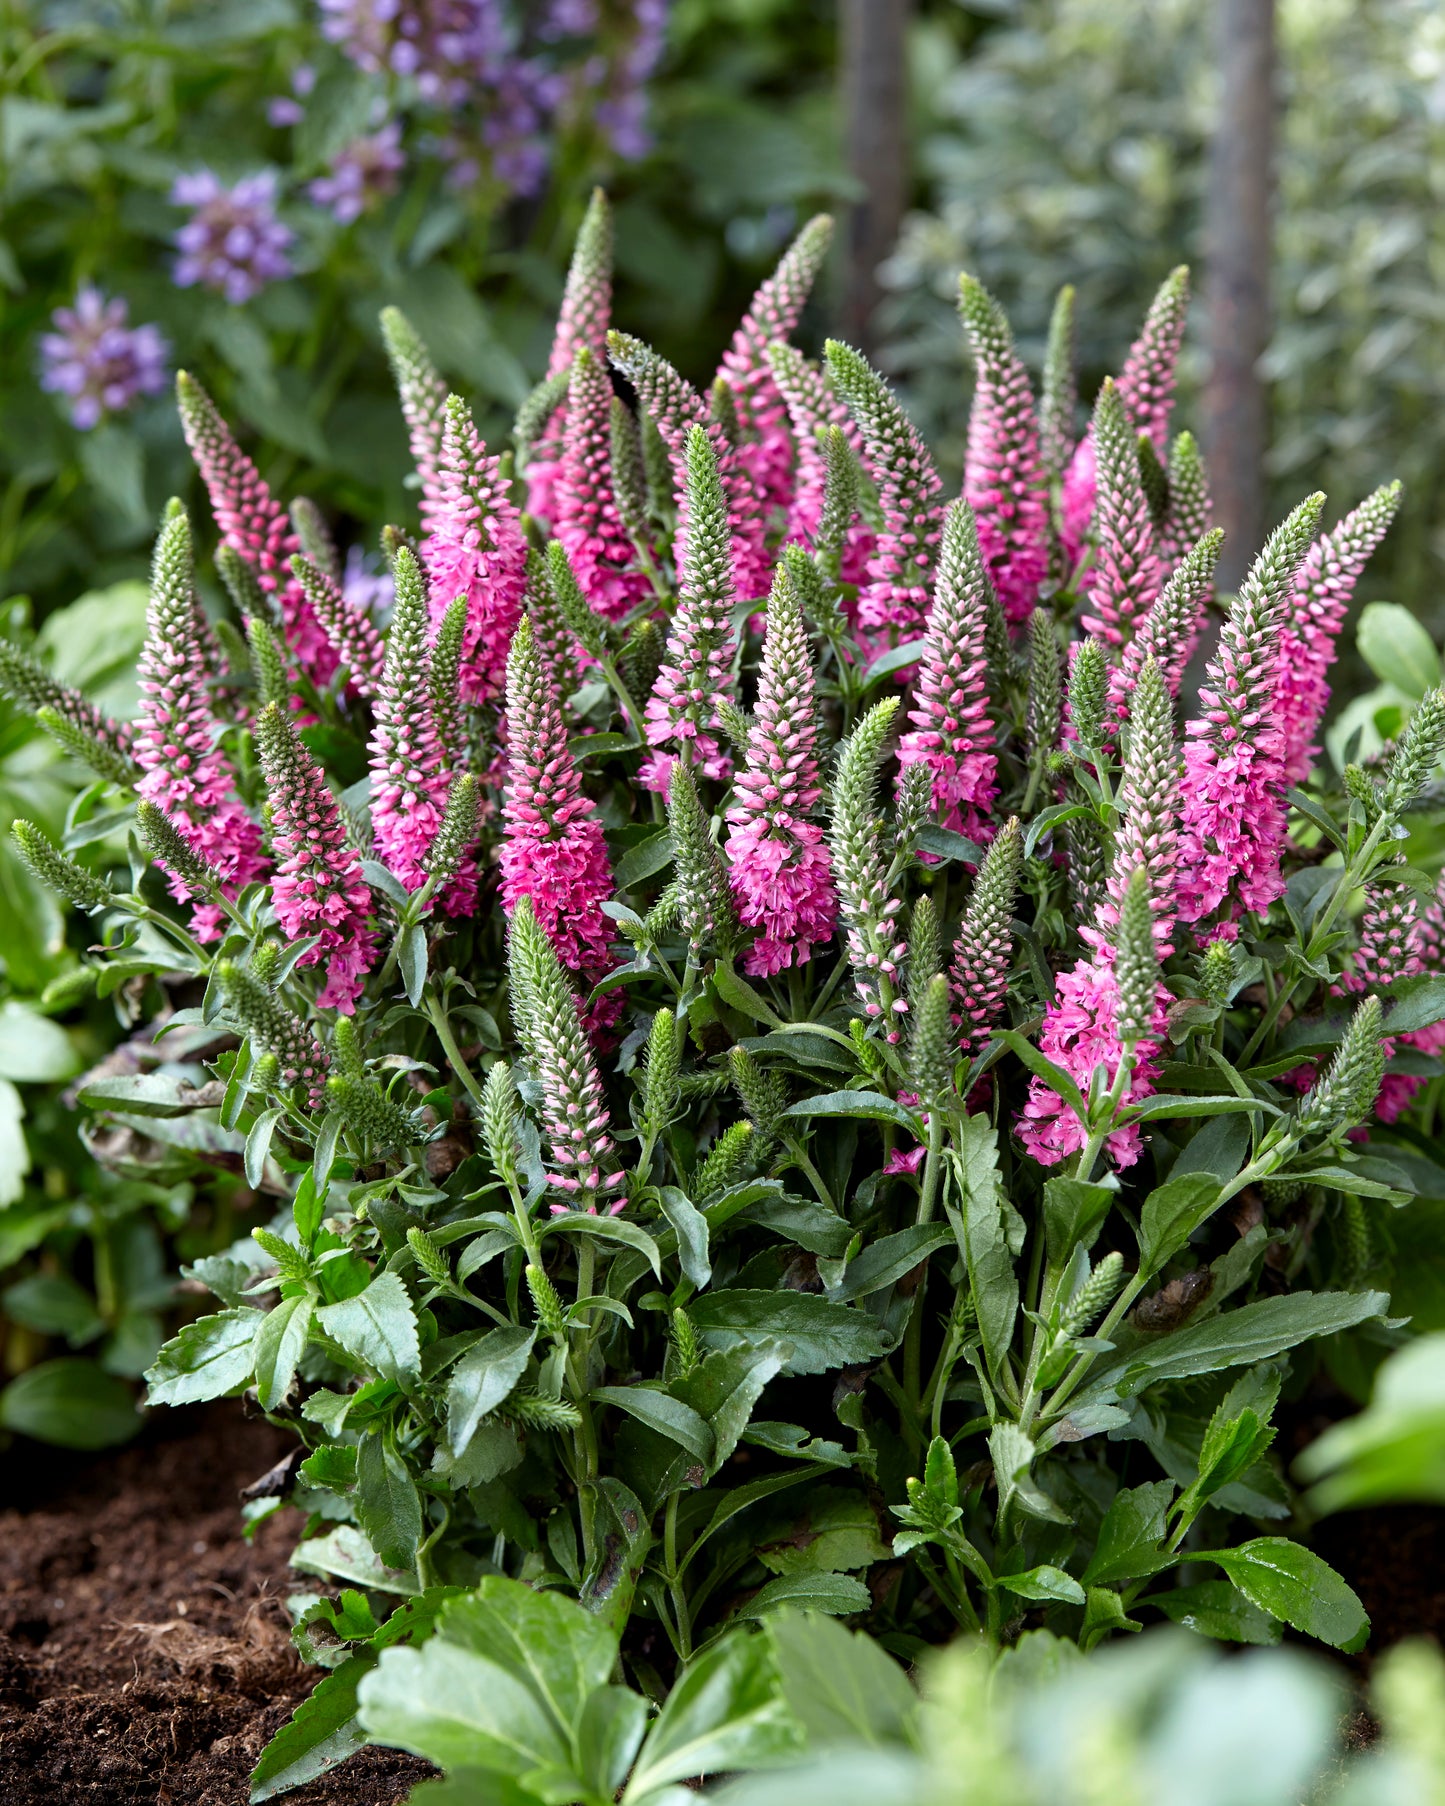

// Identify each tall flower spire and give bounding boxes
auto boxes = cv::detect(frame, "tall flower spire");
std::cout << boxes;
[1158,430,1213,568]
[507,896,626,1214]
[1177,494,1325,925]
[134,506,267,939]
[380,306,449,532]
[1059,267,1190,566]
[825,340,943,642]
[1080,379,1163,647]
[896,500,999,842]
[1276,483,1402,785]
[641,424,738,791]
[716,214,833,533]
[958,274,1050,628]
[606,330,769,599]
[500,617,615,987]
[422,393,529,704]
[951,816,1022,1052]
[368,546,475,912]
[1110,527,1224,721]
[765,342,874,577]
[1038,284,1078,483]
[290,553,386,696]
[1020,658,1178,1170]
[554,345,649,621]
[254,702,377,1012]
[725,567,836,975]
[526,189,613,526]
[175,372,336,685]
[830,699,908,1035]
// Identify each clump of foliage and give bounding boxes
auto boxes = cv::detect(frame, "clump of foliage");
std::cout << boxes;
[9,193,1445,1797]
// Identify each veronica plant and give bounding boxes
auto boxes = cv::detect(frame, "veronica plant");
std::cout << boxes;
[12,198,1445,1796]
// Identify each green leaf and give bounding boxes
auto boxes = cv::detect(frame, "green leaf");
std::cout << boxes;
[780,1090,922,1133]
[539,1211,663,1280]
[758,1486,890,1575]
[249,1655,375,1801]
[447,1326,535,1456]
[766,1612,917,1748]
[623,1631,803,1801]
[947,1115,1016,1397]
[144,1308,263,1406]
[2,1272,103,1343]
[614,829,674,889]
[740,1573,873,1619]
[317,1271,421,1383]
[1121,1094,1269,1123]
[674,1342,788,1477]
[996,1564,1086,1606]
[1042,1176,1113,1267]
[577,1687,650,1803]
[657,1185,712,1289]
[76,1073,201,1117]
[398,921,428,1007]
[356,1433,424,1572]
[712,963,785,1028]
[1099,1290,1389,1399]
[1149,1580,1283,1646]
[862,637,926,684]
[592,1385,716,1464]
[1081,1480,1176,1586]
[1382,974,1445,1036]
[996,1030,1087,1120]
[252,1294,314,1411]
[1297,1333,1445,1510]
[687,1291,890,1376]
[0,1359,139,1450]
[1357,601,1440,699]
[914,824,986,865]
[831,1224,950,1300]
[291,1524,417,1593]
[357,1640,570,1777]
[245,1106,284,1188]
[1209,1539,1368,1650]
[437,1578,618,1738]
[0,1000,80,1082]
[1137,1172,1221,1275]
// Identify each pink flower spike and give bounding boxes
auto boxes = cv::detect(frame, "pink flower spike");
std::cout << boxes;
[500,617,617,989]
[526,189,613,527]
[367,546,476,913]
[175,373,336,686]
[254,702,377,1012]
[1276,482,1402,786]
[958,274,1051,628]
[717,214,833,539]
[825,339,943,642]
[896,500,999,843]
[555,345,650,621]
[422,394,529,705]
[642,424,738,789]
[725,568,836,975]
[766,341,875,580]
[135,508,268,939]
[1177,495,1325,927]
[1080,378,1162,648]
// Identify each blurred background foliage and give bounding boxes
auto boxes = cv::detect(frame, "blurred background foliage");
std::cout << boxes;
[882,0,1445,613]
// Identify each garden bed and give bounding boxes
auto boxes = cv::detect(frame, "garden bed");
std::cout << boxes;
[1,1391,1442,1806]
[0,1406,432,1806]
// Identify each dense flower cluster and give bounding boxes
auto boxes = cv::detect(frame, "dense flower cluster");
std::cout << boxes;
[308,122,405,223]
[171,170,295,303]
[38,288,167,430]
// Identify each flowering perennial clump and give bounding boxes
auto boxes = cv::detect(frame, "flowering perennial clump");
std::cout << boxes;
[10,208,1439,1784]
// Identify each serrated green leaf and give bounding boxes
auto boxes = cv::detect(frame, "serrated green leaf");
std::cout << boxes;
[317,1271,421,1383]
[144,1308,263,1406]
[355,1433,424,1571]
[253,1293,314,1411]
[447,1326,535,1456]
[1209,1539,1368,1650]
[687,1291,889,1376]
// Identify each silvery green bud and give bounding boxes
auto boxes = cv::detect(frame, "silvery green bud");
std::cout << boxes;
[525,1263,566,1339]
[325,1074,421,1152]
[894,760,934,858]
[1062,1250,1126,1335]
[1026,609,1062,768]
[1382,687,1445,816]
[424,772,478,892]
[407,1226,451,1290]
[1068,637,1108,752]
[1113,867,1158,1045]
[136,799,220,894]
[693,1120,755,1198]
[482,1061,522,1191]
[508,1391,582,1431]
[245,612,289,712]
[910,972,954,1111]
[729,1043,788,1158]
[1294,995,1385,1141]
[642,1009,681,1142]
[11,819,115,913]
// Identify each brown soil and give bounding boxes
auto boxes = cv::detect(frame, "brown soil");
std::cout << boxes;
[0,1403,433,1806]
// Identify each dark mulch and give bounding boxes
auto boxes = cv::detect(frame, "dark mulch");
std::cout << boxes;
[0,1403,433,1806]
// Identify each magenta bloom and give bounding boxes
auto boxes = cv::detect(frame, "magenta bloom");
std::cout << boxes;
[725,574,836,975]
[1177,497,1323,926]
[369,548,476,913]
[172,170,293,304]
[176,374,336,686]
[1016,955,1165,1169]
[555,346,649,620]
[423,394,529,704]
[136,513,268,940]
[254,704,377,1012]
[500,618,616,985]
[897,501,998,842]
[1080,379,1162,648]
[527,189,613,527]
[38,288,167,431]
[1276,483,1402,786]
[959,276,1050,628]
[309,123,404,223]
[716,215,833,541]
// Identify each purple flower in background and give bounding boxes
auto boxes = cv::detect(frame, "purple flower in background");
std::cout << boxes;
[597,0,669,158]
[340,545,395,619]
[38,287,168,430]
[267,62,316,126]
[309,123,405,223]
[171,170,294,304]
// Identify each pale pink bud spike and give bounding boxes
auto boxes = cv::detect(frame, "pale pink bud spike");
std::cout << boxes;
[555,346,650,621]
[1081,379,1163,648]
[725,567,837,975]
[526,189,614,526]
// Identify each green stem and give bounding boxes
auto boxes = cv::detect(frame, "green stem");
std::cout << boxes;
[426,994,488,1109]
